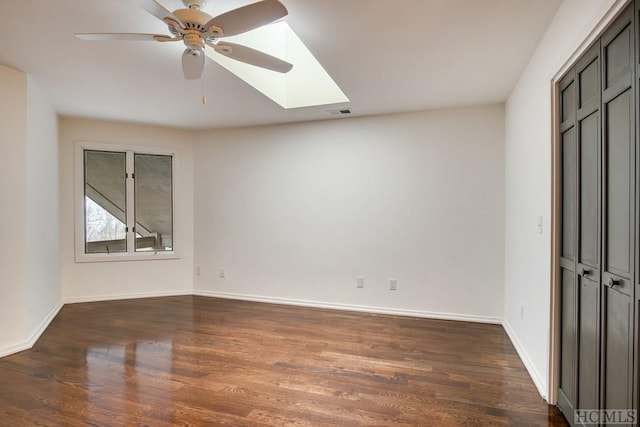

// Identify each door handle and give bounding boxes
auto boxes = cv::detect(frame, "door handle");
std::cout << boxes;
[579,267,591,276]
[607,277,619,288]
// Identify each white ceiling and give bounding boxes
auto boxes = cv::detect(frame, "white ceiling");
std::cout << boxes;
[0,0,561,130]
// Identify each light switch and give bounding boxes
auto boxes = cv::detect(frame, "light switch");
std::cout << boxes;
[537,216,543,234]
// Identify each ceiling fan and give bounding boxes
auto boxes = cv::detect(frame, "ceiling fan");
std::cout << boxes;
[75,0,293,80]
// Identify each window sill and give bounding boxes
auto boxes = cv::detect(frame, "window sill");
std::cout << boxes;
[75,251,179,263]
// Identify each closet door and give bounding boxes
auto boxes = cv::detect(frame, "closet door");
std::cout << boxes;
[558,69,578,420]
[558,42,603,424]
[601,6,635,415]
[576,42,602,415]
[635,0,640,417]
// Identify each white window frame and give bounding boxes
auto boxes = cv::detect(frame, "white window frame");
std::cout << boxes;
[74,141,179,263]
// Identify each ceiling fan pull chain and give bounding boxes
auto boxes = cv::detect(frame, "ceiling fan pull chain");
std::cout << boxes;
[202,65,207,105]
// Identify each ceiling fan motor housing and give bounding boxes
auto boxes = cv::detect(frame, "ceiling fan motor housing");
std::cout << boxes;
[172,8,222,42]
[173,8,211,31]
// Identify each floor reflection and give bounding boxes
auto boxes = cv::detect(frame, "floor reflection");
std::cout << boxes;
[85,340,174,423]
[0,296,570,425]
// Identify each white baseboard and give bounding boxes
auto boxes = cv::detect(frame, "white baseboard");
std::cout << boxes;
[0,299,64,359]
[0,340,31,359]
[193,290,502,324]
[502,318,548,401]
[2,290,503,360]
[28,300,64,346]
[1,290,191,358]
[64,289,192,304]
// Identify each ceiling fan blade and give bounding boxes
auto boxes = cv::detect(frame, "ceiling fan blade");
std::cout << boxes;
[131,0,184,28]
[182,49,205,80]
[75,33,175,42]
[209,42,293,73]
[205,0,287,37]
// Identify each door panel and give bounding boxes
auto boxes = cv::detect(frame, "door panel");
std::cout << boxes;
[605,89,632,281]
[560,267,577,412]
[602,289,634,411]
[605,24,632,88]
[579,112,600,269]
[563,81,576,123]
[563,127,577,261]
[580,59,599,108]
[578,277,600,411]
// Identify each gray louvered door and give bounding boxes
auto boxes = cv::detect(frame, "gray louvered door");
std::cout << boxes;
[558,41,603,425]
[558,67,578,421]
[558,4,637,426]
[600,8,635,416]
[577,42,602,416]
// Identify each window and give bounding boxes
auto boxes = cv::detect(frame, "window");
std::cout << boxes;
[75,143,176,262]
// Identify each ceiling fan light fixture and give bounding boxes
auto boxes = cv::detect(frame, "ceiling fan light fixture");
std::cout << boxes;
[183,31,205,49]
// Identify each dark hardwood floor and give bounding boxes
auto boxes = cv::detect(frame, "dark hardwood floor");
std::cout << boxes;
[0,296,568,426]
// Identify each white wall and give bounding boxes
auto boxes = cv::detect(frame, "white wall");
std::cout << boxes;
[0,64,28,352]
[194,106,505,322]
[503,0,623,400]
[26,77,61,334]
[59,119,195,301]
[0,66,60,356]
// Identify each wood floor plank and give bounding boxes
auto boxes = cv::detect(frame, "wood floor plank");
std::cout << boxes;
[0,296,568,426]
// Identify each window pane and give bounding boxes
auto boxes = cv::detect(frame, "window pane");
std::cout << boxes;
[84,150,127,253]
[134,154,173,252]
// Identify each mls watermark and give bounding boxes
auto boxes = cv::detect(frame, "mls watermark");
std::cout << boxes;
[575,409,637,425]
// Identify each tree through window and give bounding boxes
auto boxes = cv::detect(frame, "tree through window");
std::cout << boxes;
[83,149,173,255]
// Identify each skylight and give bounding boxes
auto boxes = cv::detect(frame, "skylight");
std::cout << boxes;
[205,22,349,109]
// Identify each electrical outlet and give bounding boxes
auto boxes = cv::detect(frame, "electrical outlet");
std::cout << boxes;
[195,266,202,276]
[520,305,525,320]
[219,268,225,278]
[356,276,364,288]
[389,279,397,291]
